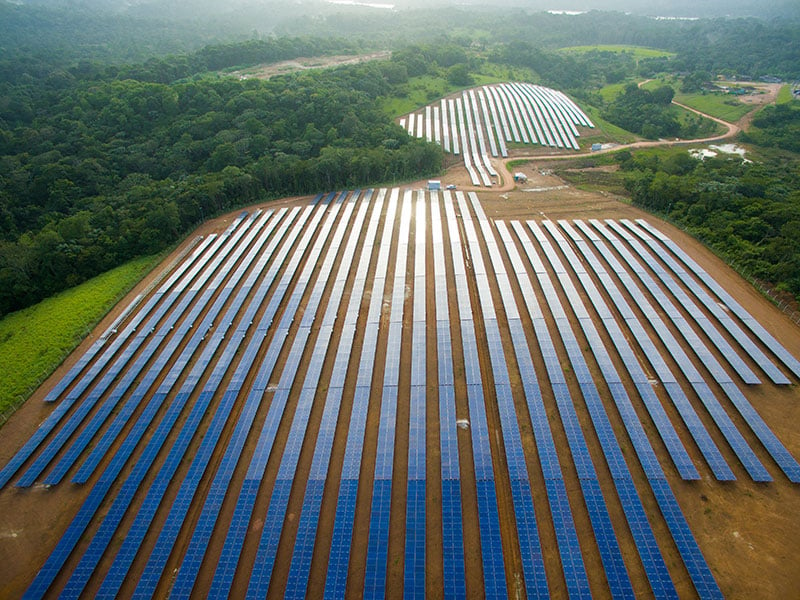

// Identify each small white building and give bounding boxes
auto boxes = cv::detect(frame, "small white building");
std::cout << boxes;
[427,180,442,191]
[513,172,527,183]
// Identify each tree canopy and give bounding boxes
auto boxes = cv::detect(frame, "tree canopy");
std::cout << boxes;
[0,46,442,316]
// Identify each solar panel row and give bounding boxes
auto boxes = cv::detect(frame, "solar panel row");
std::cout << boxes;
[596,219,760,385]
[635,219,800,379]
[429,192,467,597]
[443,191,508,599]
[440,99,451,153]
[211,192,359,599]
[284,189,383,599]
[447,98,460,156]
[403,191,428,599]
[512,221,636,598]
[510,219,725,599]
[467,90,497,177]
[529,220,679,598]
[142,193,339,599]
[594,220,800,482]
[454,96,484,186]
[362,190,414,599]
[558,221,734,481]
[460,192,548,598]
[45,211,271,488]
[0,231,224,490]
[620,219,790,385]
[478,88,504,158]
[543,220,698,481]
[323,188,400,599]
[572,219,772,482]
[58,209,286,596]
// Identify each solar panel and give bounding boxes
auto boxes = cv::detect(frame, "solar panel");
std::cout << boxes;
[228,194,365,598]
[459,194,548,598]
[601,220,760,385]
[570,219,775,482]
[499,85,527,144]
[46,212,272,488]
[442,192,507,598]
[620,219,789,385]
[481,87,507,157]
[361,190,414,599]
[19,206,285,596]
[135,194,341,599]
[461,92,493,186]
[60,209,294,596]
[509,83,546,146]
[649,479,724,598]
[427,195,467,596]
[400,193,429,598]
[542,220,699,482]
[323,188,399,599]
[634,219,800,379]
[3,230,232,489]
[513,220,672,596]
[453,98,483,186]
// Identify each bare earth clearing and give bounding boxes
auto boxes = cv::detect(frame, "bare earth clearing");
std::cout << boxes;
[228,51,392,80]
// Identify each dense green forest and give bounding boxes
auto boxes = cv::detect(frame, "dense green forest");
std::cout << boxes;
[742,104,800,153]
[0,42,443,316]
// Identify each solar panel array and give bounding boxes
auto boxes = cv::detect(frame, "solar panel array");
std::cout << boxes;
[3,189,799,599]
[404,190,428,599]
[429,192,467,598]
[443,191,508,599]
[401,83,594,186]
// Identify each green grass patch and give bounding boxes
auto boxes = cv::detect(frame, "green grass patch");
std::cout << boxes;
[475,61,538,85]
[556,167,629,196]
[581,106,640,144]
[640,77,675,91]
[671,104,727,137]
[558,45,676,59]
[506,159,530,172]
[777,85,793,104]
[381,74,453,117]
[597,82,629,103]
[673,92,754,122]
[0,254,159,421]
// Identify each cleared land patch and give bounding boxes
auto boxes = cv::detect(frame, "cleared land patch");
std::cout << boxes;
[227,51,392,80]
